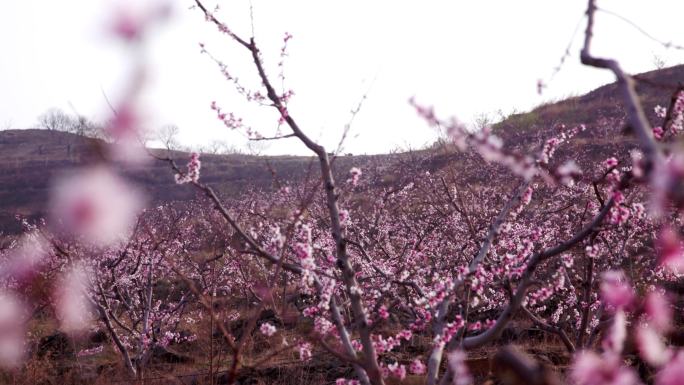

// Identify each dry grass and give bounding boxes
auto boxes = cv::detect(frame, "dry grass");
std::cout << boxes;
[3,322,573,385]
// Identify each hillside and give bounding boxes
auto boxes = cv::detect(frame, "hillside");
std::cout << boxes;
[0,130,394,233]
[424,64,684,184]
[1,64,682,234]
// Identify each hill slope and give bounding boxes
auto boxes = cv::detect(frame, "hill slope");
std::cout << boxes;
[0,129,384,233]
[1,64,682,233]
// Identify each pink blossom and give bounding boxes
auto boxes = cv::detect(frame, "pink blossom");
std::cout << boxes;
[556,160,582,186]
[651,155,684,216]
[572,351,639,385]
[604,157,619,168]
[387,362,407,380]
[636,325,671,367]
[159,331,177,347]
[397,329,412,341]
[259,322,276,337]
[298,342,312,361]
[314,317,333,335]
[112,8,144,41]
[521,186,533,206]
[657,227,684,274]
[55,265,92,333]
[631,150,645,178]
[653,126,665,140]
[278,106,289,124]
[540,137,560,165]
[107,103,138,140]
[280,90,295,103]
[602,310,626,355]
[50,167,145,247]
[656,351,684,385]
[409,358,426,375]
[351,340,362,352]
[303,307,318,317]
[175,153,201,184]
[600,270,634,310]
[2,233,48,282]
[606,169,621,190]
[104,103,151,165]
[447,350,472,385]
[373,334,401,354]
[111,2,171,41]
[0,293,26,368]
[348,167,362,186]
[645,291,672,332]
[339,209,350,226]
[378,305,389,320]
[632,203,646,219]
[585,245,599,259]
[609,206,630,226]
[212,104,244,130]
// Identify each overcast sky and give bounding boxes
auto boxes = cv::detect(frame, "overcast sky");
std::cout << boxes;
[1,1,683,155]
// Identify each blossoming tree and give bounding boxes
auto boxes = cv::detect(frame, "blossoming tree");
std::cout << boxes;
[2,1,684,385]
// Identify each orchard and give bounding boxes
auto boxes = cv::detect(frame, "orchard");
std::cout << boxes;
[1,1,684,385]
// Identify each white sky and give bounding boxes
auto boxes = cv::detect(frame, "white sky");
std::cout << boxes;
[1,1,683,155]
